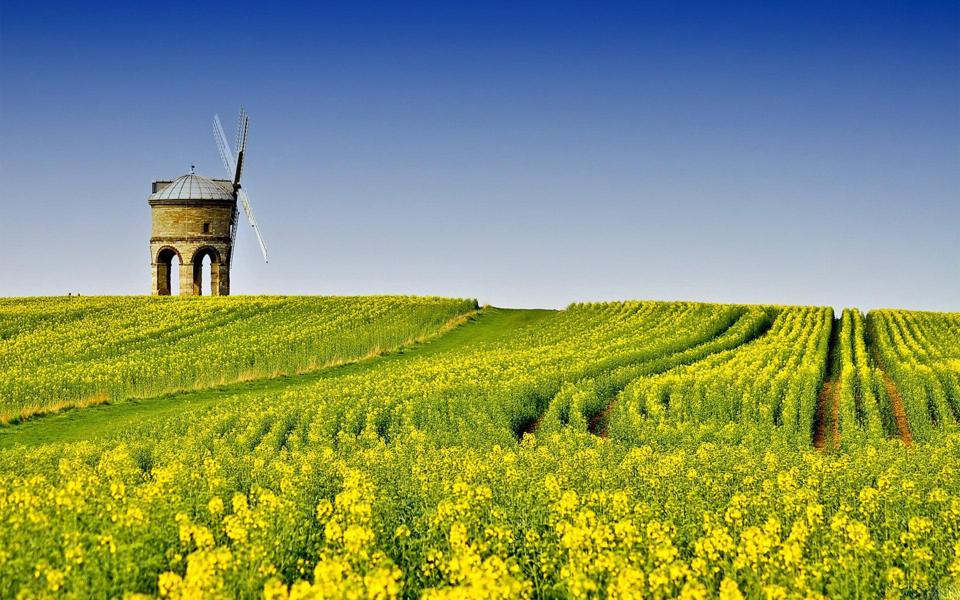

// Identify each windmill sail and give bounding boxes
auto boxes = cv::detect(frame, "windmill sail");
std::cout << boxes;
[239,188,269,263]
[233,109,248,188]
[212,115,236,178]
[212,115,241,257]
[211,110,268,264]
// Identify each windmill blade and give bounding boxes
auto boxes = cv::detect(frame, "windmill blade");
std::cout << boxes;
[233,111,249,188]
[212,115,237,180]
[238,188,269,263]
[215,109,263,264]
[235,108,249,155]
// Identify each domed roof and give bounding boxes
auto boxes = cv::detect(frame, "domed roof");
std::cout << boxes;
[149,173,234,201]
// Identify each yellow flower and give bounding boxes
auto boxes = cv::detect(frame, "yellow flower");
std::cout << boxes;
[65,543,84,565]
[803,503,824,527]
[908,516,933,535]
[679,581,708,600]
[207,496,224,516]
[343,524,375,554]
[885,567,905,590]
[608,567,645,599]
[763,584,787,600]
[193,525,215,549]
[858,487,880,514]
[315,499,333,522]
[262,578,289,600]
[157,571,183,598]
[449,522,468,548]
[363,565,403,599]
[719,578,744,600]
[324,520,343,543]
[224,515,248,543]
[780,541,803,567]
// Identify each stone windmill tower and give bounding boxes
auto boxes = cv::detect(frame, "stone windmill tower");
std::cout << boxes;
[148,110,268,296]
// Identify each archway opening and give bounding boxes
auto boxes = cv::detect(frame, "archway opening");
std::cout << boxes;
[199,254,212,295]
[155,248,181,296]
[192,247,221,296]
[171,254,181,295]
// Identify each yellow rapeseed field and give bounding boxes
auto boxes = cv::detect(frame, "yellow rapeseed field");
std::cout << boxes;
[0,296,477,424]
[0,298,957,598]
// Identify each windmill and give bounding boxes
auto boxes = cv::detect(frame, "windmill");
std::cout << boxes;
[213,108,269,264]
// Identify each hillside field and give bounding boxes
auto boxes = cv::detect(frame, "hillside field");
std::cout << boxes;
[0,296,958,599]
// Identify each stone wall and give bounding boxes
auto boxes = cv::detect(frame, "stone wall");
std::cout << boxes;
[149,192,236,296]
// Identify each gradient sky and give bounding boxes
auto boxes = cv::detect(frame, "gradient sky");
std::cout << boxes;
[1,1,957,310]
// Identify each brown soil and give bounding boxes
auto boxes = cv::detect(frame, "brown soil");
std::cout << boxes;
[869,345,913,446]
[813,316,841,451]
[879,372,913,446]
[522,414,543,437]
[813,381,839,450]
[587,401,615,437]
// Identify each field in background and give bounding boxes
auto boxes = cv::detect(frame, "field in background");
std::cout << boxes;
[0,296,477,424]
[0,297,957,598]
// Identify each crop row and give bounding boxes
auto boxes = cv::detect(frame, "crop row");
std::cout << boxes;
[607,306,831,444]
[0,296,478,423]
[867,310,960,441]
[833,309,959,444]
[265,301,746,448]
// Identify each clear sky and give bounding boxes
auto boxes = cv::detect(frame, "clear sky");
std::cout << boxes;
[1,1,957,311]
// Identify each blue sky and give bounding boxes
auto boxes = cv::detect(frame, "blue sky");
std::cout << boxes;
[1,1,957,310]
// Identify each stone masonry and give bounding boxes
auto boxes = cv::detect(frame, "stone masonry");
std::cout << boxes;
[149,177,237,296]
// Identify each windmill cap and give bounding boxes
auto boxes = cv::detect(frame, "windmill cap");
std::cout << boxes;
[149,173,234,201]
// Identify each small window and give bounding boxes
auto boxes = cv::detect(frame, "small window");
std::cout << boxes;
[203,223,210,233]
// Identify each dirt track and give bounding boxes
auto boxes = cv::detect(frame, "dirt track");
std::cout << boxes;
[879,372,913,445]
[813,381,839,450]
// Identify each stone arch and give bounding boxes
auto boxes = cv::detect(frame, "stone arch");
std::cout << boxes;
[191,246,223,296]
[154,246,182,296]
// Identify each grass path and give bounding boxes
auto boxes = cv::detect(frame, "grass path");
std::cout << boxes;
[0,307,555,449]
